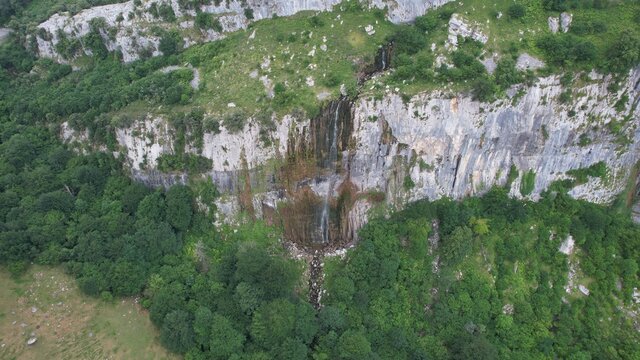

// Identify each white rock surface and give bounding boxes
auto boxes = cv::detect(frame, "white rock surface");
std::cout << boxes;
[349,69,639,205]
[0,28,12,43]
[117,68,640,231]
[579,284,590,296]
[560,12,572,33]
[559,235,575,255]
[35,0,453,62]
[365,24,375,35]
[516,53,545,71]
[482,55,498,74]
[447,13,488,50]
[548,16,560,33]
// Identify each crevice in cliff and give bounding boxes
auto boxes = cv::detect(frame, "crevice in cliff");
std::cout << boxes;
[451,155,462,192]
[359,42,394,84]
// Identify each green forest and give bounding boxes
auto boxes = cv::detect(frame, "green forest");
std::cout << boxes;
[1,0,640,358]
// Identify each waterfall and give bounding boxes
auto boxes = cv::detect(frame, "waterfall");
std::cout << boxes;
[381,46,386,70]
[318,101,341,243]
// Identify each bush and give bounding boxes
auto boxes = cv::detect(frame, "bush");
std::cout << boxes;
[195,12,222,31]
[567,161,608,184]
[494,58,521,89]
[472,77,496,102]
[507,4,526,19]
[272,82,296,109]
[244,8,254,20]
[203,116,221,134]
[158,2,176,22]
[159,32,182,56]
[157,153,212,174]
[536,34,597,67]
[520,170,536,196]
[308,15,324,27]
[415,13,440,32]
[388,26,427,56]
[224,110,248,133]
[403,175,415,190]
[605,30,640,73]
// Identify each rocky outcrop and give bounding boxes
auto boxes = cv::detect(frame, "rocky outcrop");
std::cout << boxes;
[548,12,572,34]
[516,53,545,71]
[0,28,12,44]
[35,0,453,62]
[560,12,572,33]
[351,69,639,204]
[446,13,488,50]
[108,67,640,245]
[548,16,560,33]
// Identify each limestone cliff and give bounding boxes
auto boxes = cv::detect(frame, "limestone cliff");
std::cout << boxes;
[35,0,451,62]
[106,67,640,244]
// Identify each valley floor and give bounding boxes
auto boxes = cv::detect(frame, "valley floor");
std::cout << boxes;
[0,266,176,360]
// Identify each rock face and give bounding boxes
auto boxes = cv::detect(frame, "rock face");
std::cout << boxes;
[35,0,453,62]
[350,70,639,204]
[446,13,488,49]
[111,67,640,246]
[548,16,560,33]
[560,12,572,33]
[516,53,545,71]
[548,13,572,34]
[0,28,12,43]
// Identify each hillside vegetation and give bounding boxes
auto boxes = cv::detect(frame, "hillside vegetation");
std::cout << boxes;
[0,0,639,359]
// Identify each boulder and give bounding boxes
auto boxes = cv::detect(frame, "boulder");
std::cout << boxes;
[548,16,560,33]
[516,53,545,71]
[560,12,572,33]
[447,14,488,49]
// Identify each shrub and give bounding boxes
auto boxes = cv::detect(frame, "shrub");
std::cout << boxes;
[308,15,324,28]
[158,3,176,22]
[203,116,221,134]
[403,175,415,190]
[388,26,427,55]
[507,4,526,19]
[415,13,440,32]
[195,12,222,32]
[272,82,296,109]
[224,110,247,133]
[520,170,536,196]
[472,77,496,102]
[494,58,521,89]
[567,162,608,184]
[605,30,640,73]
[159,32,182,56]
[244,8,254,20]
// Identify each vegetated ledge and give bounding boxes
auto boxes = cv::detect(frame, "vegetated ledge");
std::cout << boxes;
[33,0,452,63]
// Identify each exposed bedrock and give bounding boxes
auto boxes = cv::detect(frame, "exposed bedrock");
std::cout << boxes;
[109,67,640,245]
[34,0,452,62]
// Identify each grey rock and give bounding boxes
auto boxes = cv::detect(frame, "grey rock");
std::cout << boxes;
[516,53,545,71]
[482,55,498,75]
[35,0,453,63]
[560,12,572,33]
[109,68,640,239]
[548,16,559,33]
[0,28,12,44]
[447,13,488,49]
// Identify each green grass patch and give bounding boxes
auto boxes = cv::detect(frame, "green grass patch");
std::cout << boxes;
[0,266,176,360]
[520,169,536,196]
[185,9,394,117]
[566,161,608,185]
